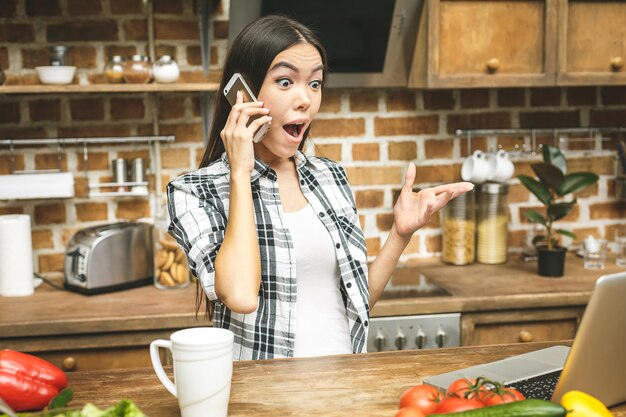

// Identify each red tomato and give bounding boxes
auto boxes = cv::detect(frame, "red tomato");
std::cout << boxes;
[481,387,525,406]
[396,407,426,417]
[398,384,443,415]
[445,378,488,400]
[433,397,484,414]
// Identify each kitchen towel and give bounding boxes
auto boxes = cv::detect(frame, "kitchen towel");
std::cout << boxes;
[0,172,74,200]
[0,214,34,297]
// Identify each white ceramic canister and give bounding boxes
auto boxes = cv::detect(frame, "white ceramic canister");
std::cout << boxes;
[153,55,180,83]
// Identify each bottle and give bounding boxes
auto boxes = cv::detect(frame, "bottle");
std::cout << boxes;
[154,215,190,290]
[441,190,475,265]
[123,54,152,84]
[153,55,180,83]
[104,55,125,83]
[476,183,509,264]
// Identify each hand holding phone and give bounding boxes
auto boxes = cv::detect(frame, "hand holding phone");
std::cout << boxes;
[223,73,271,143]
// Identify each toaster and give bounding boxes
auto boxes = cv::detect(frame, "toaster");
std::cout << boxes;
[64,222,154,294]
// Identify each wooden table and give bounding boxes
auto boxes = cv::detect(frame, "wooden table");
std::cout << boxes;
[67,342,626,417]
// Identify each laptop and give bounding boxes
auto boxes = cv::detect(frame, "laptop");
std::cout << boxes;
[424,271,626,407]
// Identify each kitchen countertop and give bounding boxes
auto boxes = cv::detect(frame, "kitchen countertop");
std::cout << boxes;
[66,341,626,417]
[1,253,623,339]
[373,252,625,317]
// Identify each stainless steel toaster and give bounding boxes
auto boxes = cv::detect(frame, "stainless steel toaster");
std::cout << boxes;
[64,222,154,294]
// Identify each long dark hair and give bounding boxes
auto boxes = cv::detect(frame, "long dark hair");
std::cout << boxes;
[195,15,328,319]
[198,15,328,168]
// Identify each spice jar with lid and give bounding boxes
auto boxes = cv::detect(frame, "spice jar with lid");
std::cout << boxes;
[154,216,190,290]
[476,182,509,264]
[153,55,180,83]
[123,54,152,84]
[104,55,125,83]
[441,189,475,265]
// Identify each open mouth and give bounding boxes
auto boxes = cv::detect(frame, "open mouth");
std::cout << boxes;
[283,123,305,139]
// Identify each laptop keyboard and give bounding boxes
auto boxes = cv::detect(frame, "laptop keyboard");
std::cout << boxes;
[506,370,562,400]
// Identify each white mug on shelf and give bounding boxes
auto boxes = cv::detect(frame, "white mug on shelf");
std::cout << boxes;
[461,150,490,184]
[487,150,515,183]
[150,327,234,417]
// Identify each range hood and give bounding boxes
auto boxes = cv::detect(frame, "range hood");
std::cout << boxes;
[228,0,424,88]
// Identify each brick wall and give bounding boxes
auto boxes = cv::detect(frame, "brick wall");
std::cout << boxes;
[1,0,626,274]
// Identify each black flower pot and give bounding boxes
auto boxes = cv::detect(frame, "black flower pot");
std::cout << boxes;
[537,246,567,277]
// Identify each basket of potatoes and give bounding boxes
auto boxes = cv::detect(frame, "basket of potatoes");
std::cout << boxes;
[154,232,190,289]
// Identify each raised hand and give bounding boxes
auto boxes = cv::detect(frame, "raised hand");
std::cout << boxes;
[393,162,474,238]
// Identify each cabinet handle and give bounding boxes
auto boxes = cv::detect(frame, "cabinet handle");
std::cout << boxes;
[611,57,624,72]
[62,356,77,371]
[518,330,533,343]
[486,58,500,73]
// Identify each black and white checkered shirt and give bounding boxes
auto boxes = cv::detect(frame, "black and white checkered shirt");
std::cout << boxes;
[167,151,370,360]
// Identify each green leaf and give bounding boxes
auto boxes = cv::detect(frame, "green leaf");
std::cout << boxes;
[532,163,565,191]
[532,235,547,245]
[557,172,599,196]
[517,175,552,205]
[524,209,547,225]
[556,229,577,240]
[49,388,73,409]
[548,202,574,221]
[542,145,567,174]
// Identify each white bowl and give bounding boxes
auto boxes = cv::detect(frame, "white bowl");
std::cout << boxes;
[35,66,77,85]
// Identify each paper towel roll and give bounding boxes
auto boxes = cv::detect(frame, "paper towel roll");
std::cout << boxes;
[0,214,34,297]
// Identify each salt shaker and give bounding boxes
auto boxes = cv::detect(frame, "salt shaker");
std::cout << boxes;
[130,157,148,194]
[111,158,129,193]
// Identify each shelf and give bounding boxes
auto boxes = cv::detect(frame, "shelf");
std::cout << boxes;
[0,82,220,94]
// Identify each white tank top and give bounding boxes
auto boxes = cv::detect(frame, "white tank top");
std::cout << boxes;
[283,204,352,357]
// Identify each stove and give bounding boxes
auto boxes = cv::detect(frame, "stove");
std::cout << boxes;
[367,313,461,352]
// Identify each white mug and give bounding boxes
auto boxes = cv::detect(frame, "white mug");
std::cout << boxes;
[488,150,515,183]
[150,327,234,417]
[461,150,490,184]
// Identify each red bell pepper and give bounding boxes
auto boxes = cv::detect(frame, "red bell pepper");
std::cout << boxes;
[0,349,68,412]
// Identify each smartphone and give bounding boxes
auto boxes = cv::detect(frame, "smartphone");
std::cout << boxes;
[223,73,270,143]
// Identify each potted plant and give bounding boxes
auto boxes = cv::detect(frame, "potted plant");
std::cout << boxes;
[517,145,599,277]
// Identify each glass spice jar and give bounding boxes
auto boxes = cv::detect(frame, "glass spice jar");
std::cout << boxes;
[476,182,509,264]
[154,217,190,290]
[153,55,180,83]
[103,55,125,83]
[123,54,152,84]
[441,189,475,265]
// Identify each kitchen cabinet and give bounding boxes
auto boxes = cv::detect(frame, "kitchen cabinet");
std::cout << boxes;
[408,0,558,88]
[557,0,626,85]
[461,306,585,346]
[10,330,176,372]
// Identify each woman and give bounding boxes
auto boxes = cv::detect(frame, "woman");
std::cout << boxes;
[168,15,473,360]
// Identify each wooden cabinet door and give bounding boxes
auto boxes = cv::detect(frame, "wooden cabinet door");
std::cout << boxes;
[37,346,159,372]
[461,307,584,346]
[409,0,558,88]
[558,0,626,85]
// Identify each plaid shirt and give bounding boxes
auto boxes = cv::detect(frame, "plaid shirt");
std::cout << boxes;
[167,151,370,360]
